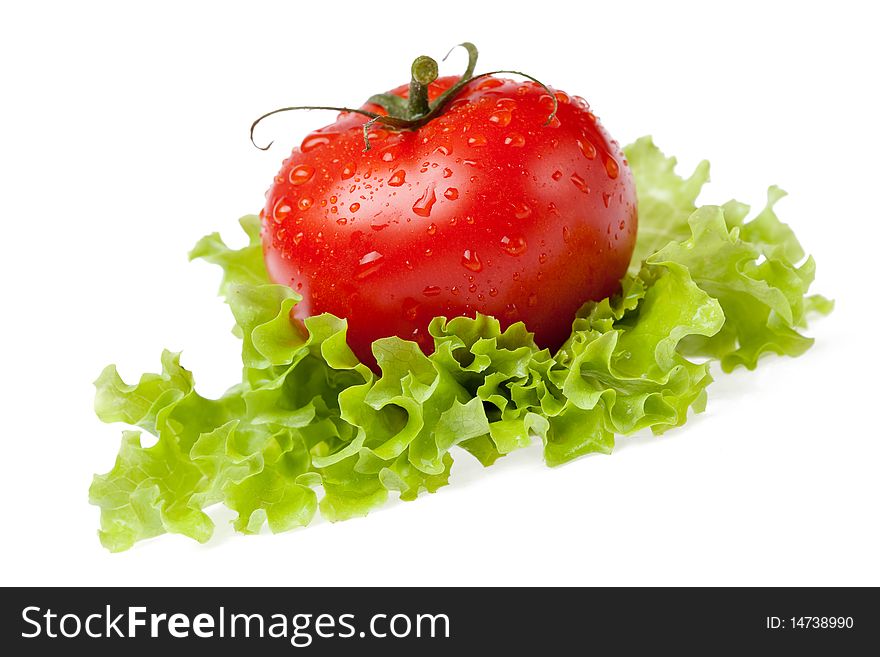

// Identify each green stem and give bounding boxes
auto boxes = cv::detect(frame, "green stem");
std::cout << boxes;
[250,42,556,154]
[408,55,439,118]
[250,105,379,151]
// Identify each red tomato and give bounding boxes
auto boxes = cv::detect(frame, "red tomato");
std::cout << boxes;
[261,75,637,368]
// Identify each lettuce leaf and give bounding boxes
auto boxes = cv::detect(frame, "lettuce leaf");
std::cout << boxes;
[90,138,831,550]
[625,136,710,273]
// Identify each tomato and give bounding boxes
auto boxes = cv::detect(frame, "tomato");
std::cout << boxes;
[260,67,637,369]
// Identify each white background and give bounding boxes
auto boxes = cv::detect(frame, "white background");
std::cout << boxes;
[1,0,877,586]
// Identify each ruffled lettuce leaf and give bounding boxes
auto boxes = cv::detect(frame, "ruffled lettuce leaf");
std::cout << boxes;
[625,136,710,272]
[650,197,832,370]
[90,138,831,550]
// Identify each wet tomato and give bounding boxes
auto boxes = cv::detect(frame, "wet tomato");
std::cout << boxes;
[261,69,636,368]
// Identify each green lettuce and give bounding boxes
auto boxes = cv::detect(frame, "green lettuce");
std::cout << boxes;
[90,138,831,551]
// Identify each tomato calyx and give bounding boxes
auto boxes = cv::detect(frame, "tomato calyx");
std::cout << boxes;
[249,42,559,153]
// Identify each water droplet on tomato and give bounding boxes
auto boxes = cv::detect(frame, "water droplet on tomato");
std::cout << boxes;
[500,234,527,256]
[336,217,348,225]
[577,138,597,160]
[292,231,304,245]
[355,251,384,280]
[442,167,453,178]
[602,192,611,208]
[388,170,406,187]
[451,285,460,296]
[504,133,525,147]
[367,128,389,141]
[538,94,555,109]
[619,219,626,230]
[433,145,452,156]
[349,202,360,213]
[423,285,442,296]
[444,187,459,200]
[468,134,488,147]
[488,109,512,127]
[412,184,437,217]
[468,283,478,293]
[477,77,504,90]
[411,327,432,350]
[341,163,356,179]
[403,298,420,320]
[424,248,434,257]
[496,98,517,110]
[370,216,389,231]
[551,170,563,181]
[562,226,571,242]
[289,164,315,186]
[461,249,483,272]
[504,304,518,320]
[512,202,532,219]
[427,223,437,236]
[272,197,293,222]
[605,156,620,179]
[488,287,498,297]
[554,91,570,105]
[570,173,590,194]
[539,253,547,264]
[297,197,313,211]
[301,133,335,152]
[527,293,538,307]
[381,149,396,162]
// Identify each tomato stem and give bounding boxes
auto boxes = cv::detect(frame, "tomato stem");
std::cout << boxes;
[250,106,379,151]
[250,42,558,153]
[408,55,439,118]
